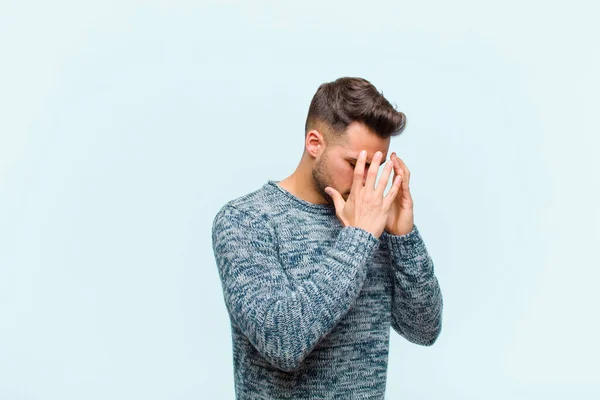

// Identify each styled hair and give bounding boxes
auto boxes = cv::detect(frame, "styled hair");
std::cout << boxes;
[304,77,407,143]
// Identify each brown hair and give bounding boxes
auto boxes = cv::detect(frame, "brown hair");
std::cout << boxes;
[304,77,407,143]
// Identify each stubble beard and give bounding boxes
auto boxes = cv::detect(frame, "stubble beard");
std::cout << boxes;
[312,153,335,205]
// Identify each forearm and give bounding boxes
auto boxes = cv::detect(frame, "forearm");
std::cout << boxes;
[213,205,381,371]
[382,225,443,345]
[236,227,379,371]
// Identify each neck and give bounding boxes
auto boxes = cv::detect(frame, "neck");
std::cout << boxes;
[278,158,329,205]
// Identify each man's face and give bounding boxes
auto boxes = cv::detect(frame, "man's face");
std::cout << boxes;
[312,121,391,203]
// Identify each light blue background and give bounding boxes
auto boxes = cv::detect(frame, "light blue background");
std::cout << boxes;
[1,1,598,399]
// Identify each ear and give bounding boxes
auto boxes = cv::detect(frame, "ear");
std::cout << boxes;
[305,130,325,158]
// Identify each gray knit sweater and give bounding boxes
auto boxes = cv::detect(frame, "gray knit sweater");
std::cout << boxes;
[211,180,443,399]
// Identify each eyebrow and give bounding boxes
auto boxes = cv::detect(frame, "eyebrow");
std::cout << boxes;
[348,156,387,166]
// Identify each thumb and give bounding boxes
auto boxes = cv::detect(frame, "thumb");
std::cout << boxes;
[325,187,345,212]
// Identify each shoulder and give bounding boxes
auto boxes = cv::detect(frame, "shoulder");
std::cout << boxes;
[212,186,274,233]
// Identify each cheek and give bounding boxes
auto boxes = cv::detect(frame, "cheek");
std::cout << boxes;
[346,167,355,187]
[338,164,352,180]
[335,162,352,175]
[334,162,354,186]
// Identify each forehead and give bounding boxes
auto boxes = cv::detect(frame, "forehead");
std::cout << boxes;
[340,122,390,160]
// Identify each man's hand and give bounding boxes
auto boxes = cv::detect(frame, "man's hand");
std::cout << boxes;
[325,150,402,239]
[385,152,414,236]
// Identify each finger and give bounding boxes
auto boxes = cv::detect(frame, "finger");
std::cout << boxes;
[364,151,383,191]
[391,155,406,196]
[391,153,402,180]
[383,175,402,208]
[392,154,413,202]
[393,153,410,186]
[351,150,367,195]
[390,156,399,189]
[400,174,413,203]
[325,186,345,214]
[375,158,394,198]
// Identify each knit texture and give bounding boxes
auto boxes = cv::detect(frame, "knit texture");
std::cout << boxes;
[211,180,443,399]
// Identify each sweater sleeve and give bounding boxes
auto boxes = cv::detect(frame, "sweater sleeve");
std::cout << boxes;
[381,224,443,346]
[211,204,380,372]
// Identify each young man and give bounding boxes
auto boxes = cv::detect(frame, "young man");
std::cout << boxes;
[211,77,443,399]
